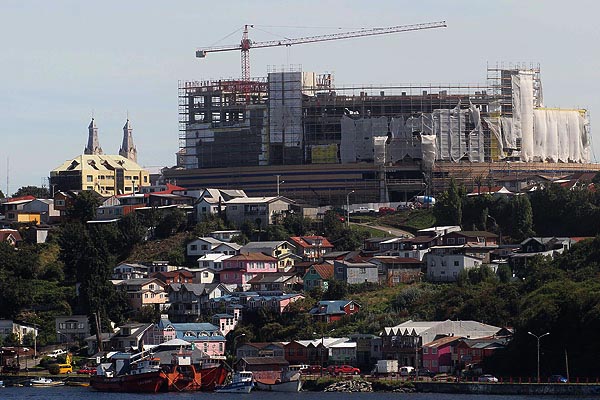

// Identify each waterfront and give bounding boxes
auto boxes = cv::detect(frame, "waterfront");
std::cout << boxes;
[2,387,600,400]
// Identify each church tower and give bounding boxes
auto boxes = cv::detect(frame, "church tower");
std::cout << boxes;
[119,119,138,163]
[84,118,103,155]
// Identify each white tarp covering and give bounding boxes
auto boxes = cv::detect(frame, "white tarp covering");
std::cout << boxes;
[269,72,303,148]
[340,116,388,163]
[532,109,590,162]
[512,72,535,161]
[421,135,436,169]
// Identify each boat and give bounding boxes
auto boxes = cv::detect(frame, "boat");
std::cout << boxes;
[215,371,254,393]
[199,362,229,391]
[27,377,65,387]
[91,357,166,393]
[254,370,302,392]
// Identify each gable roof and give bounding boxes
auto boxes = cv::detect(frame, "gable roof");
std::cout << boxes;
[310,300,359,316]
[288,236,334,248]
[226,253,278,262]
[308,264,334,280]
[0,229,23,243]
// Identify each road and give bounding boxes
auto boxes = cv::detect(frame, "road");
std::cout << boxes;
[353,222,414,238]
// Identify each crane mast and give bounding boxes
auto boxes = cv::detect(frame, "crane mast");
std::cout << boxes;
[196,21,447,81]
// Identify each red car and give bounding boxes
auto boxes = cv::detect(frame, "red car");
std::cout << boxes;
[77,366,96,375]
[378,207,396,215]
[329,365,361,375]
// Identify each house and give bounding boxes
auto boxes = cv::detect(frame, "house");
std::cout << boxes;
[309,300,361,323]
[440,230,499,247]
[0,229,23,247]
[453,337,510,372]
[151,269,194,285]
[22,199,61,224]
[363,237,397,254]
[380,320,502,368]
[53,191,79,218]
[224,196,294,228]
[187,237,225,259]
[210,230,242,242]
[212,313,238,337]
[329,340,357,365]
[112,262,148,280]
[147,261,177,274]
[422,336,462,373]
[236,342,285,360]
[245,293,305,313]
[333,260,378,285]
[153,317,226,357]
[167,283,231,321]
[381,236,439,260]
[114,278,168,311]
[240,241,298,271]
[283,340,319,366]
[368,256,423,286]
[220,253,278,290]
[55,315,91,344]
[84,332,115,355]
[213,242,242,256]
[0,320,38,343]
[425,242,499,282]
[186,267,217,284]
[197,253,233,272]
[288,236,334,261]
[303,264,334,292]
[247,273,302,292]
[235,356,289,381]
[195,188,246,220]
[110,322,154,352]
[0,195,35,220]
[349,334,382,369]
[510,236,578,270]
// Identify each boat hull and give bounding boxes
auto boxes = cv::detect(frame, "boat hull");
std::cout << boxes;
[199,364,229,391]
[90,371,166,393]
[215,381,253,393]
[255,378,302,392]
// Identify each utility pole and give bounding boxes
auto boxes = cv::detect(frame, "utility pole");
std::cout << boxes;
[346,190,354,228]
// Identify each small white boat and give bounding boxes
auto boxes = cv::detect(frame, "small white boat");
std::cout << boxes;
[28,377,65,387]
[215,371,254,393]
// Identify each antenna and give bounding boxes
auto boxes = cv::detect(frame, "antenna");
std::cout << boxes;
[6,157,9,197]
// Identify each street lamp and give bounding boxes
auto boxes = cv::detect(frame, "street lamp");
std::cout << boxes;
[276,175,285,196]
[528,331,550,383]
[346,190,355,228]
[232,333,246,365]
[314,328,335,376]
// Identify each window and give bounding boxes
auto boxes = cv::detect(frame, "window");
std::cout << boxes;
[447,238,455,245]
[349,303,355,310]
[359,268,366,274]
[55,199,65,206]
[431,347,437,354]
[454,261,459,266]
[191,245,197,251]
[423,347,429,354]
[86,175,93,182]
[432,360,438,367]
[201,245,208,250]
[457,237,465,244]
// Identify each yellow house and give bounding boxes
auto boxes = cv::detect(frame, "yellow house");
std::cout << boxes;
[6,212,40,224]
[239,241,302,271]
[50,154,150,197]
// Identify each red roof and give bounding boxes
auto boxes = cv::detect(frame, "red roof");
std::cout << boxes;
[0,229,23,243]
[6,195,36,203]
[311,264,334,279]
[289,236,334,249]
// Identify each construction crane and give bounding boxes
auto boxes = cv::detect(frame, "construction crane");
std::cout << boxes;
[196,21,447,82]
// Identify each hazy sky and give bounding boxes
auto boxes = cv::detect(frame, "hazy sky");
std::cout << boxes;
[1,0,598,195]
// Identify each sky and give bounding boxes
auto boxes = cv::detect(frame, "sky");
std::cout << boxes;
[1,0,599,195]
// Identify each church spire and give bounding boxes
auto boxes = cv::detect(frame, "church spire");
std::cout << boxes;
[84,118,103,155]
[119,118,137,163]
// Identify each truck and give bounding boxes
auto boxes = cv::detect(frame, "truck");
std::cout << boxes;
[372,360,399,376]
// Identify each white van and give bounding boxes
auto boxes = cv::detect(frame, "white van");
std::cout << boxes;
[47,349,67,358]
[399,366,414,376]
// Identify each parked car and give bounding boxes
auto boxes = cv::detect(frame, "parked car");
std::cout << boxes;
[300,365,322,374]
[329,365,360,375]
[478,374,499,382]
[409,368,436,378]
[433,373,458,382]
[378,207,396,215]
[399,366,415,376]
[549,375,568,383]
[77,366,96,375]
[46,349,67,358]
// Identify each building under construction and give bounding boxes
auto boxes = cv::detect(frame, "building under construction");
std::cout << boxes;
[162,64,598,205]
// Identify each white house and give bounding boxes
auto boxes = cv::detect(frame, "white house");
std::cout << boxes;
[187,237,226,258]
[197,253,233,272]
[210,230,242,242]
[213,242,242,256]
[425,246,487,282]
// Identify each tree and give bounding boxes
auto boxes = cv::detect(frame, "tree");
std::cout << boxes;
[433,178,462,226]
[323,280,348,300]
[13,185,50,198]
[66,191,103,223]
[154,209,187,239]
[0,189,4,199]
[282,213,311,236]
[510,194,534,241]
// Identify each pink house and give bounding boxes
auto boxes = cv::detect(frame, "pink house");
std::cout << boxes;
[422,336,461,373]
[221,253,278,290]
